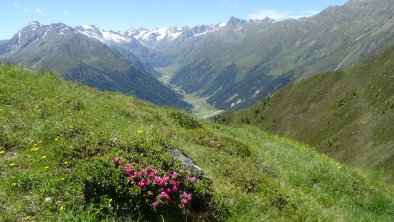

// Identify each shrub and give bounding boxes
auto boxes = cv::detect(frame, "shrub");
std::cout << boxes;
[83,154,226,221]
[170,111,202,129]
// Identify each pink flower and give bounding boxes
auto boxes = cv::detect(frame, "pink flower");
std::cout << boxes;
[186,176,196,184]
[152,201,159,208]
[182,192,192,201]
[170,180,179,187]
[172,185,177,192]
[171,171,178,179]
[166,188,171,193]
[160,191,170,200]
[124,165,134,175]
[154,176,165,186]
[181,192,192,206]
[137,180,145,188]
[112,157,125,167]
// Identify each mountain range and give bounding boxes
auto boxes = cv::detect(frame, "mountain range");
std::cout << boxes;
[73,0,394,112]
[0,22,191,110]
[1,0,393,113]
[214,44,394,183]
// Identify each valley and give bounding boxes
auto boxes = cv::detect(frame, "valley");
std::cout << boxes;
[156,64,224,118]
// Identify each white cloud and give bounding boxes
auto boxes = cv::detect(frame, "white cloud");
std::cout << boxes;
[35,8,43,14]
[23,8,28,12]
[248,9,319,21]
[63,10,69,16]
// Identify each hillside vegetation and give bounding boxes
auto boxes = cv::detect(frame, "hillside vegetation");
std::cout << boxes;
[0,64,393,221]
[215,45,394,184]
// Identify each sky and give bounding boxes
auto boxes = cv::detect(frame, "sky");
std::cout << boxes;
[1,0,347,40]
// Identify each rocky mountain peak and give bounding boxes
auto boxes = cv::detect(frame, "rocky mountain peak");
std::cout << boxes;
[227,16,246,26]
[28,21,41,28]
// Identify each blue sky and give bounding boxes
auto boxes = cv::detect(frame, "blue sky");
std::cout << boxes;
[1,0,347,39]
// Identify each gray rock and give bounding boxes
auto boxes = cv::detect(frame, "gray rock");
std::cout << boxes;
[168,149,204,178]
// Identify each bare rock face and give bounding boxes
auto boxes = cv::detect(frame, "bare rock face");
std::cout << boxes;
[167,149,204,178]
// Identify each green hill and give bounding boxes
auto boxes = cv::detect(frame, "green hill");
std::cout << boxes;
[0,63,393,221]
[214,45,394,184]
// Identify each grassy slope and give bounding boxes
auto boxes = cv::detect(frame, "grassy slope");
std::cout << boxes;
[0,64,393,221]
[214,45,394,183]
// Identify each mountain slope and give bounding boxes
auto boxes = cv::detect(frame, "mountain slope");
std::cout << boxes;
[1,63,393,221]
[74,25,163,78]
[0,22,191,110]
[214,44,394,183]
[152,0,394,110]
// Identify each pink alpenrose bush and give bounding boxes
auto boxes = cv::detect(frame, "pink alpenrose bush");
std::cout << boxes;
[111,157,202,209]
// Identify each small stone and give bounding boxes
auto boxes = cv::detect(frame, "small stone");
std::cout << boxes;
[167,149,204,178]
[44,197,52,203]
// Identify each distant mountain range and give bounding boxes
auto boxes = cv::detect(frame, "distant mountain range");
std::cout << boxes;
[0,0,392,113]
[0,22,191,110]
[214,44,394,183]
[75,0,394,111]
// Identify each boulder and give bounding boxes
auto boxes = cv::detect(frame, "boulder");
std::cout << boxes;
[167,149,204,178]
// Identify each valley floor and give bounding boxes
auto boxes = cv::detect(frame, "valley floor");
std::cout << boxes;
[156,66,224,119]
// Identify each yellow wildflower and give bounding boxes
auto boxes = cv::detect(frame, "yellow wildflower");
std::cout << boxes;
[60,177,65,181]
[68,125,74,129]
[34,104,39,110]
[41,155,47,159]
[31,147,39,152]
[63,161,69,165]
[10,163,16,167]
[44,166,49,170]
[137,130,143,134]
[109,198,113,203]
[0,150,5,155]
[24,216,31,220]
[59,205,65,212]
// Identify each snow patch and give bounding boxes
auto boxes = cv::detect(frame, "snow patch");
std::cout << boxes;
[225,94,239,103]
[253,89,260,98]
[218,22,227,27]
[77,26,131,43]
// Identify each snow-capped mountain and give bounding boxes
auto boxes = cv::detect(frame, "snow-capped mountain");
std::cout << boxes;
[0,21,192,110]
[2,21,78,54]
[76,22,226,48]
[75,17,272,49]
[75,25,134,44]
[125,22,231,47]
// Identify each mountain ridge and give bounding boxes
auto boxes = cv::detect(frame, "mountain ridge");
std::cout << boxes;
[214,44,394,183]
[0,22,191,110]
